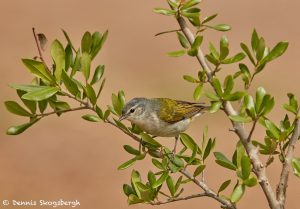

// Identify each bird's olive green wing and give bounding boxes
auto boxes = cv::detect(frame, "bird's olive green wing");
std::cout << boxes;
[158,98,207,124]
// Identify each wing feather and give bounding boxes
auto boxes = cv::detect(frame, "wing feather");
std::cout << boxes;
[158,98,207,124]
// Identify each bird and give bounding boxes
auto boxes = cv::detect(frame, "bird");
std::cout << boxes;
[119,97,209,152]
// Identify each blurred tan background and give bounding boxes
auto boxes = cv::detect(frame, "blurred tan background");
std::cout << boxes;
[1,0,300,208]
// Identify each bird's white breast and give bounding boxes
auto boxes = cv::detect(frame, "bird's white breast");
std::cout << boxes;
[131,112,197,137]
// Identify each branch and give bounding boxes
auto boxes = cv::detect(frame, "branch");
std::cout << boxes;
[176,17,213,80]
[36,106,89,117]
[277,110,300,206]
[175,16,280,209]
[180,169,236,209]
[150,193,207,205]
[32,28,50,72]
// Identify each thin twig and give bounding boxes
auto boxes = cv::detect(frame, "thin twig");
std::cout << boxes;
[180,169,236,209]
[150,193,207,205]
[247,119,257,142]
[60,92,90,107]
[32,28,50,72]
[155,29,181,36]
[36,106,89,117]
[277,110,300,207]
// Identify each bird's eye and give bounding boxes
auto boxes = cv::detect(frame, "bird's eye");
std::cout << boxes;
[130,108,135,113]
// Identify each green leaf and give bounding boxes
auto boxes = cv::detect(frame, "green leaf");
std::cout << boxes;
[38,100,48,113]
[177,32,189,49]
[118,90,126,110]
[61,29,75,52]
[91,30,108,60]
[166,176,175,196]
[111,93,122,115]
[123,145,140,156]
[10,84,46,92]
[265,120,280,140]
[261,96,275,116]
[212,78,223,96]
[202,13,218,24]
[231,184,245,203]
[140,133,161,148]
[152,159,164,170]
[180,133,197,151]
[49,100,70,113]
[123,184,135,196]
[251,29,259,52]
[167,0,179,8]
[5,101,32,117]
[209,101,222,113]
[203,138,215,160]
[255,87,266,113]
[85,84,97,105]
[97,78,106,99]
[244,95,256,118]
[81,52,91,81]
[209,42,220,59]
[81,31,92,53]
[218,179,231,194]
[261,42,289,64]
[71,50,81,76]
[90,65,105,85]
[153,8,176,16]
[207,24,231,31]
[241,156,251,179]
[61,70,79,96]
[240,43,256,65]
[16,90,36,114]
[181,0,201,10]
[243,177,257,187]
[221,53,246,64]
[127,194,143,205]
[229,115,252,123]
[22,59,54,84]
[193,84,203,101]
[22,86,60,101]
[292,158,300,178]
[131,170,141,198]
[205,92,219,101]
[256,37,266,61]
[223,92,245,101]
[193,165,206,177]
[183,75,198,83]
[118,158,137,170]
[181,10,200,19]
[51,40,65,83]
[187,35,203,56]
[214,152,237,170]
[167,50,186,57]
[6,119,39,135]
[65,44,73,71]
[152,172,169,188]
[220,36,229,60]
[82,114,101,122]
[223,75,234,95]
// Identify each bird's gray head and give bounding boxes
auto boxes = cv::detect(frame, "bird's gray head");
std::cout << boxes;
[119,97,148,122]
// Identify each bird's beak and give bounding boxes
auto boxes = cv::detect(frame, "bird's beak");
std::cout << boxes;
[119,114,127,121]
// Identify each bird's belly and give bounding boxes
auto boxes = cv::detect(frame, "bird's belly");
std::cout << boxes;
[137,118,191,137]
